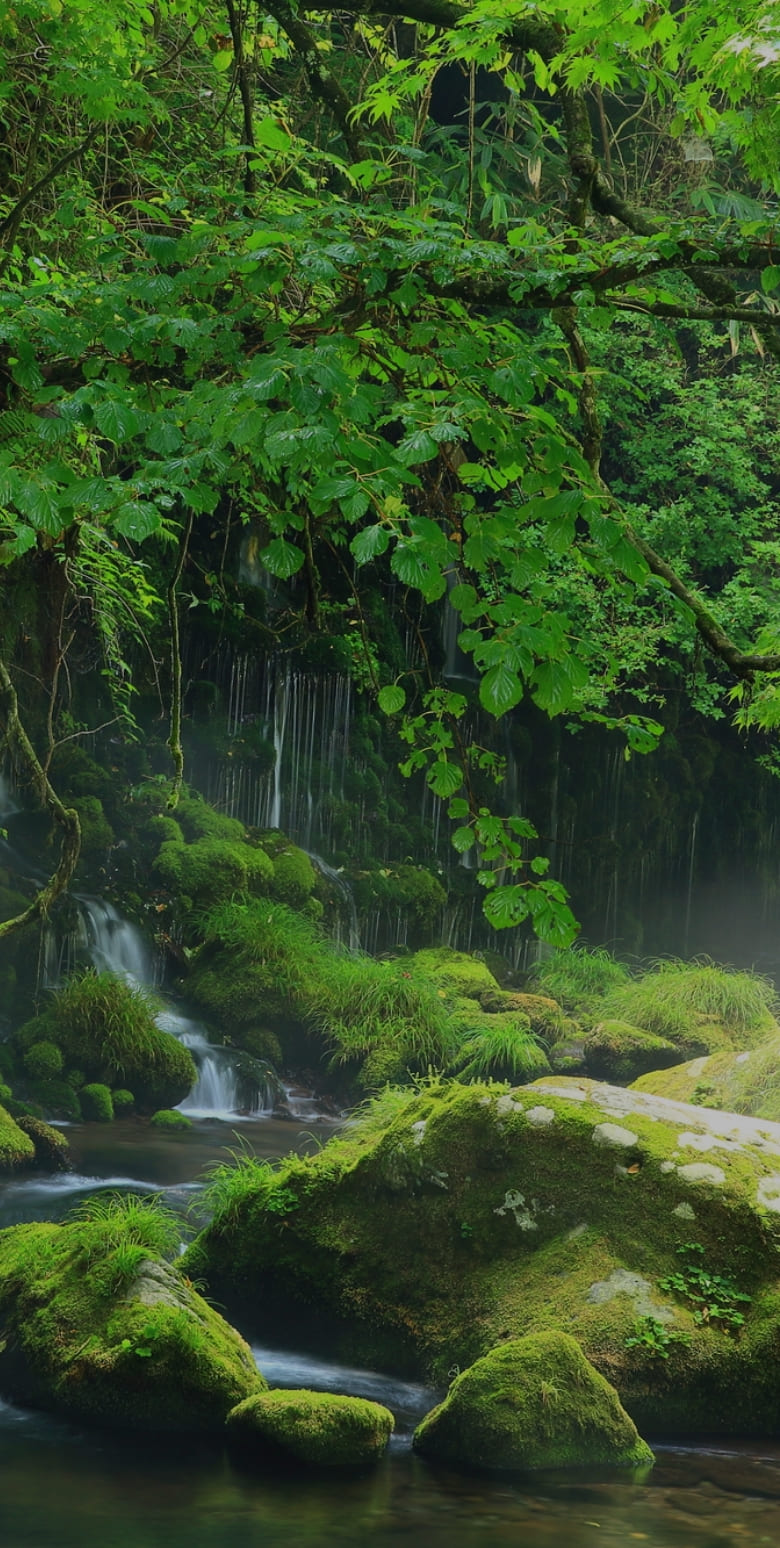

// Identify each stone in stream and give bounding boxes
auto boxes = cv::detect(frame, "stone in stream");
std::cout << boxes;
[226,1388,394,1466]
[0,1199,265,1432]
[413,1332,654,1471]
[184,1076,780,1441]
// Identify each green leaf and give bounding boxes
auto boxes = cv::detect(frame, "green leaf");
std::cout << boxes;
[351,525,390,564]
[448,797,470,819]
[428,759,463,798]
[452,825,475,852]
[378,684,406,715]
[480,662,524,717]
[260,538,305,578]
[482,885,531,929]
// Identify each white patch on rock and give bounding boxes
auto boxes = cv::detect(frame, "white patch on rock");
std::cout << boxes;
[592,1122,638,1150]
[687,1057,710,1077]
[478,1096,492,1106]
[494,1189,551,1230]
[567,1223,589,1241]
[735,1052,751,1065]
[411,1120,427,1147]
[677,1162,726,1186]
[525,1106,555,1127]
[585,1269,674,1322]
[757,1175,780,1213]
[660,1161,677,1174]
[534,1083,587,1102]
[672,1202,696,1220]
[495,1094,524,1116]
[676,1132,741,1154]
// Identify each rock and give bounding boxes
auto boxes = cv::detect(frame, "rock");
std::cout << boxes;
[14,1115,70,1170]
[226,1389,394,1466]
[0,1102,36,1171]
[186,1076,780,1438]
[0,1200,264,1431]
[413,1332,654,1471]
[631,1033,780,1122]
[583,1021,679,1083]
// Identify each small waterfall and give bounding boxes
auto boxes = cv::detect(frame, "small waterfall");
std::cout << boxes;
[307,852,360,952]
[157,1011,277,1118]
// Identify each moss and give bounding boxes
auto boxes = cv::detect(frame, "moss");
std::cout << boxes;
[271,847,316,908]
[0,1102,36,1171]
[0,1202,265,1432]
[14,1116,70,1170]
[72,795,114,856]
[601,963,779,1057]
[583,1022,679,1084]
[150,1108,193,1130]
[226,1389,394,1466]
[448,1008,551,1083]
[23,1041,64,1081]
[112,1089,135,1115]
[27,1079,82,1121]
[175,794,246,844]
[185,1075,780,1437]
[16,973,196,1114]
[631,1033,780,1121]
[154,837,272,909]
[478,991,566,1041]
[408,948,498,1002]
[413,1333,654,1471]
[81,1083,114,1122]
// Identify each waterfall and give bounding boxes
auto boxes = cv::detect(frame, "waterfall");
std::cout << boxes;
[156,1011,278,1118]
[307,852,361,952]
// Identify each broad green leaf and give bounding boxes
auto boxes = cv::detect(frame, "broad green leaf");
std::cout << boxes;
[350,524,390,564]
[428,759,463,798]
[260,538,305,578]
[480,662,524,717]
[378,684,406,715]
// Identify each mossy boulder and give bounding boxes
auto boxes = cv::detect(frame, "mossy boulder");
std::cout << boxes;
[150,1108,193,1130]
[80,1082,114,1122]
[583,1021,679,1084]
[14,1116,70,1170]
[478,991,566,1041]
[226,1389,394,1466]
[154,837,272,908]
[413,1332,654,1471]
[0,1202,264,1432]
[16,973,196,1114]
[0,1102,36,1171]
[409,948,499,1002]
[186,1076,780,1439]
[270,847,316,908]
[631,1033,780,1122]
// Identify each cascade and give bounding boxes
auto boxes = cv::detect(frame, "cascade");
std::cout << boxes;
[307,852,361,951]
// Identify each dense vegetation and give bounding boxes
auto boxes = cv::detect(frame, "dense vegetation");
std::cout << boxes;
[0,0,779,952]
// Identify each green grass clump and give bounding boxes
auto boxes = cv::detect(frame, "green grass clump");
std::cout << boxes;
[602,959,778,1049]
[449,1012,550,1083]
[307,956,455,1088]
[530,947,630,1014]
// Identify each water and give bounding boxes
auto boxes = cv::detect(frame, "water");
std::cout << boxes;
[2,1115,780,1545]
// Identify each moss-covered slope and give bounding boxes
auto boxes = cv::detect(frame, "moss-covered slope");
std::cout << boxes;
[186,1077,780,1438]
[631,1033,780,1122]
[0,1198,264,1431]
[0,1102,36,1171]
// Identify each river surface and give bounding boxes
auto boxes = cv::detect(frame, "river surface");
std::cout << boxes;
[2,1112,780,1548]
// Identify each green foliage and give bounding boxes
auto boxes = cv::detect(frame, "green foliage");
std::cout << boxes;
[270,847,316,908]
[531,948,631,1015]
[450,1013,550,1084]
[150,1108,192,1130]
[112,1088,135,1115]
[154,836,272,908]
[69,1192,182,1263]
[624,1317,691,1360]
[16,972,196,1112]
[602,960,778,1047]
[659,1244,752,1332]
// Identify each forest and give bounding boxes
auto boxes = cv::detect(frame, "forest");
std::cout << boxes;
[1,1,780,1543]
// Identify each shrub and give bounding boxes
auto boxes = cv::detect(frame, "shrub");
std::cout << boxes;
[81,1083,114,1122]
[72,795,114,856]
[23,1041,63,1080]
[112,1089,135,1115]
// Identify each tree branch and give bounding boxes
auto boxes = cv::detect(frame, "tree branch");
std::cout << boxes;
[264,3,366,160]
[0,658,81,940]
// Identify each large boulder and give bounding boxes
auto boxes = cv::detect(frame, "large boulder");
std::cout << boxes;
[227,1389,394,1466]
[186,1076,780,1439]
[413,1332,654,1471]
[0,1198,264,1431]
[583,1020,679,1083]
[631,1033,780,1122]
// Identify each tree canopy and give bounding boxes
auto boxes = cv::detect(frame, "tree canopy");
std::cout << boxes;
[1,0,779,940]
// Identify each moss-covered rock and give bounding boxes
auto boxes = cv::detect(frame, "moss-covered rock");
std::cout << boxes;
[600,963,779,1058]
[16,973,196,1114]
[409,948,499,1002]
[226,1389,394,1466]
[478,991,566,1041]
[23,1041,64,1080]
[583,1021,679,1084]
[154,836,272,908]
[150,1108,193,1130]
[631,1033,780,1121]
[413,1332,654,1471]
[0,1102,36,1171]
[185,1076,780,1439]
[271,847,316,908]
[112,1089,135,1115]
[14,1116,70,1171]
[0,1199,264,1432]
[80,1083,114,1121]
